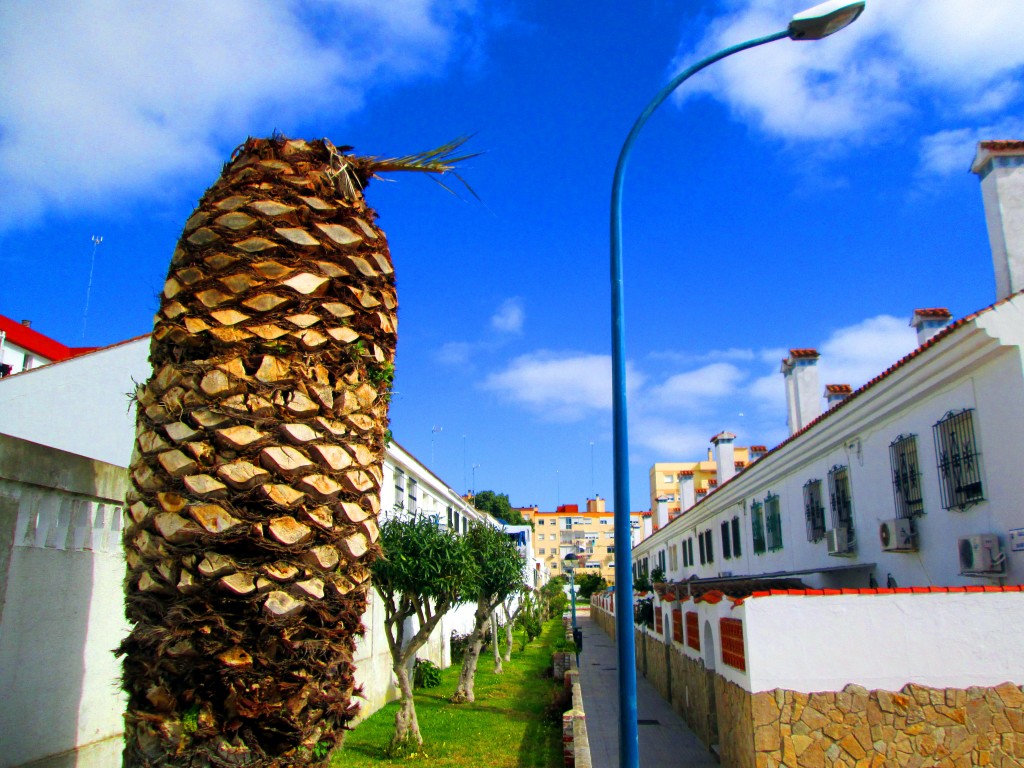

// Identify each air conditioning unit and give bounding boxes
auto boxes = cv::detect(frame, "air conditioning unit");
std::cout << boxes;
[879,518,916,552]
[826,527,854,556]
[958,535,1006,575]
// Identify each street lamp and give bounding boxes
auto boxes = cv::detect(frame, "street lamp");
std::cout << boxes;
[563,551,580,663]
[608,3,865,766]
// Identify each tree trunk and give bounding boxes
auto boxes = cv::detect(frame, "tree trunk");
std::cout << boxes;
[391,658,421,750]
[451,600,489,703]
[491,611,502,674]
[503,606,514,662]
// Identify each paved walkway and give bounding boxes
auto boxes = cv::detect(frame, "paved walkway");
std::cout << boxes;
[575,615,718,768]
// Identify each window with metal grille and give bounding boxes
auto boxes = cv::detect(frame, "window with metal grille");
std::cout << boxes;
[731,516,742,557]
[685,611,700,651]
[720,618,746,671]
[803,479,826,542]
[889,434,924,518]
[932,410,984,510]
[827,465,854,534]
[765,493,783,551]
[721,520,732,560]
[751,501,766,554]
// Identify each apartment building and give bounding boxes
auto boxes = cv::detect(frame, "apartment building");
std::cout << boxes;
[520,496,648,584]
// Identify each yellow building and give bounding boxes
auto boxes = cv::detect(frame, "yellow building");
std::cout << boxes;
[519,497,648,585]
[649,443,766,524]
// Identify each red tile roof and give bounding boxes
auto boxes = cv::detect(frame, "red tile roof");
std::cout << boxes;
[749,445,767,453]
[825,384,853,394]
[679,470,694,476]
[0,315,96,362]
[738,585,1022,604]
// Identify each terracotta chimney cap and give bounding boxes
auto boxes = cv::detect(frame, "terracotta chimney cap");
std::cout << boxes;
[825,384,853,394]
[710,430,737,444]
[788,348,820,359]
[749,445,768,452]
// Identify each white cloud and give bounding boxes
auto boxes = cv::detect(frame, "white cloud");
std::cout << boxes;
[648,362,745,406]
[0,0,479,228]
[482,352,645,422]
[673,0,1024,148]
[490,297,524,334]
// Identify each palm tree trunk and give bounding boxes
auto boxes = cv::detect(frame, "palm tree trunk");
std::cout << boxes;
[119,137,397,767]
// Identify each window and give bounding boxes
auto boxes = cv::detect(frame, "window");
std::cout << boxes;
[663,474,674,483]
[682,538,690,568]
[765,493,783,551]
[393,468,405,509]
[447,506,455,529]
[607,545,615,554]
[703,530,714,564]
[668,544,678,570]
[721,521,732,560]
[890,434,924,517]
[539,548,545,554]
[600,518,610,524]
[408,478,418,513]
[462,516,468,534]
[803,480,826,542]
[731,517,742,557]
[564,518,572,530]
[687,538,694,567]
[698,532,706,565]
[751,501,766,554]
[827,465,855,536]
[932,410,984,510]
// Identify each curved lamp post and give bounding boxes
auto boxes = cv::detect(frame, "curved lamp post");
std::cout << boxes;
[608,3,865,766]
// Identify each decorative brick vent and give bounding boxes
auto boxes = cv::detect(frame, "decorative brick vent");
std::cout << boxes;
[719,617,746,671]
[685,611,700,651]
[672,607,683,644]
[654,606,663,635]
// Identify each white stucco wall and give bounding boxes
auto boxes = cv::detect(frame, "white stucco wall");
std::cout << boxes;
[743,591,1024,693]
[0,336,150,467]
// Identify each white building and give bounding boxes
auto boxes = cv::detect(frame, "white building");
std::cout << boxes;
[633,141,1024,592]
[0,315,95,377]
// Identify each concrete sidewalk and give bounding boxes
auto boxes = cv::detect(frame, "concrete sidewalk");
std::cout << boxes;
[575,616,718,768]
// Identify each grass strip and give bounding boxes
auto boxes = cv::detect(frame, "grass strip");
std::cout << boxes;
[334,619,567,767]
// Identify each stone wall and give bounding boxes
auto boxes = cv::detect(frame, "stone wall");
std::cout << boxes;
[591,603,615,639]
[751,681,1024,767]
[668,644,714,749]
[717,676,754,768]
[645,631,670,702]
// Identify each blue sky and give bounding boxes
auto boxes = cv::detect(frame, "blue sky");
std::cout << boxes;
[2,0,1023,512]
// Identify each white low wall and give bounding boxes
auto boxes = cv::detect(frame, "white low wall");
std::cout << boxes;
[743,589,1024,693]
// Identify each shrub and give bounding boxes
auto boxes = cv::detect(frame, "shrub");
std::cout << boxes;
[413,658,442,689]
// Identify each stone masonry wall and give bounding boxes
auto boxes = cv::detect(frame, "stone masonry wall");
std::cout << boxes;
[751,681,1024,768]
[645,631,670,702]
[667,643,713,748]
[591,603,615,639]
[717,676,755,768]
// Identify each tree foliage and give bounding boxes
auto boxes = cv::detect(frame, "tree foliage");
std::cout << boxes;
[574,571,608,600]
[451,522,524,702]
[472,490,529,526]
[371,513,477,750]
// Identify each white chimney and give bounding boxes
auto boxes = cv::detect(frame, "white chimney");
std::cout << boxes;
[654,496,669,530]
[711,431,737,484]
[910,308,953,346]
[972,141,1024,301]
[782,349,821,435]
[679,471,696,512]
[824,383,852,409]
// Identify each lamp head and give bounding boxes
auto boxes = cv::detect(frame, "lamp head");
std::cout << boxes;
[564,552,578,567]
[788,0,865,40]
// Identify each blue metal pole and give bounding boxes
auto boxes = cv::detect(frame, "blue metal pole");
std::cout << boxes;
[610,29,788,768]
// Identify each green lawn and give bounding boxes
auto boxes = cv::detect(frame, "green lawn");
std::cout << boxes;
[333,620,566,767]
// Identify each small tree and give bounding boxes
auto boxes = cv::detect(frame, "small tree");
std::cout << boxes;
[540,575,568,620]
[451,523,524,702]
[371,513,476,750]
[500,585,532,662]
[575,571,608,600]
